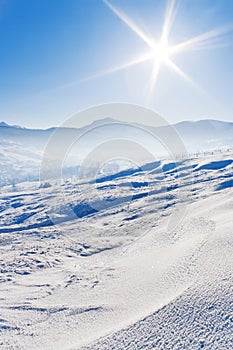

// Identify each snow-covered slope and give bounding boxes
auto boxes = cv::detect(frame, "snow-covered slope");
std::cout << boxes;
[1,119,233,186]
[0,151,232,349]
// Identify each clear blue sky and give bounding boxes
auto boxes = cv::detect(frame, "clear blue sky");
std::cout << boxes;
[0,0,233,128]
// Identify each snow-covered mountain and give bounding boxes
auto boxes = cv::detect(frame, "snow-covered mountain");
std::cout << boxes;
[1,118,233,150]
[0,151,232,349]
[0,119,232,349]
[0,118,233,186]
[174,119,233,150]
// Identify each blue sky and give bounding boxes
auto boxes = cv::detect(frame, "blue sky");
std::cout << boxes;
[0,0,233,128]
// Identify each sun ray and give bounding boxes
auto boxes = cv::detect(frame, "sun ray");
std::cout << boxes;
[81,52,153,83]
[161,0,179,46]
[148,60,161,101]
[170,24,233,55]
[166,59,205,94]
[103,0,155,48]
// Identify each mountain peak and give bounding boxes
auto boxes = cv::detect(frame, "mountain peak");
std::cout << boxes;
[0,121,22,129]
[0,121,9,127]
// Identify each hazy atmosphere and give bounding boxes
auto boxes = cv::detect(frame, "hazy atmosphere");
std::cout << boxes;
[0,1,232,350]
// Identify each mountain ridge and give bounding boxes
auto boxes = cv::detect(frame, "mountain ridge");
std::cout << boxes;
[1,118,233,131]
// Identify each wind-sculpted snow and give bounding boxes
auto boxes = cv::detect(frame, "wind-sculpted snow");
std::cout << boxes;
[195,159,233,171]
[216,179,233,191]
[0,152,233,349]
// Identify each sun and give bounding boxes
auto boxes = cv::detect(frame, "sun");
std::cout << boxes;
[152,42,171,64]
[90,0,233,99]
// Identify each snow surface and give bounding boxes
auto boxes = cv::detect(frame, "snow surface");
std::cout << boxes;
[0,152,233,349]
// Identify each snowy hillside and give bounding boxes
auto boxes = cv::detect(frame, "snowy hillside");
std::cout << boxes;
[1,119,233,186]
[0,151,232,349]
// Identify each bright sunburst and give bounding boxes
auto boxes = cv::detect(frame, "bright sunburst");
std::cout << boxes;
[87,0,233,99]
[152,43,171,64]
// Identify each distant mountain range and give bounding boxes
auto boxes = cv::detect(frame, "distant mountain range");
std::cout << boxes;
[0,118,232,186]
[1,118,233,150]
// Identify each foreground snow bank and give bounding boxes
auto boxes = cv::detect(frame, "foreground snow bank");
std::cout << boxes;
[0,153,232,349]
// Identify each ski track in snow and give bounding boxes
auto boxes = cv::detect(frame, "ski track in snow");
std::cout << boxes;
[0,152,233,349]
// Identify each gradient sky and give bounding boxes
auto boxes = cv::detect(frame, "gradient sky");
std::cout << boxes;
[0,0,233,128]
